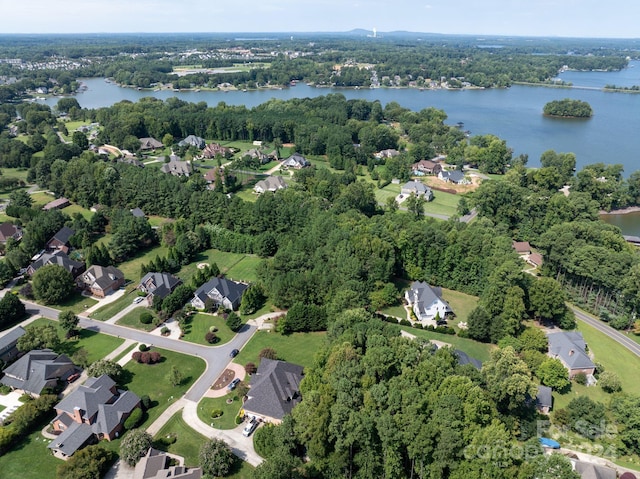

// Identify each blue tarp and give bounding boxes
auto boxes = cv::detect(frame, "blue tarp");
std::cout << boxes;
[539,437,561,449]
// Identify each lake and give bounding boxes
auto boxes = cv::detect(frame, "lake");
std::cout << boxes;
[43,61,640,174]
[600,212,640,236]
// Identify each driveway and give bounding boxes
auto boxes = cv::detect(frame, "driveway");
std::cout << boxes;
[0,391,23,424]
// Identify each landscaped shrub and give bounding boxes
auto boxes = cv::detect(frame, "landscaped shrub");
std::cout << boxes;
[139,344,148,352]
[259,348,278,360]
[139,312,153,325]
[205,331,218,344]
[161,326,170,335]
[209,326,218,333]
[245,362,257,375]
[124,407,143,430]
[574,372,588,385]
[140,395,151,410]
[132,351,162,364]
[0,384,11,395]
[211,409,223,419]
[399,319,411,327]
[235,415,244,425]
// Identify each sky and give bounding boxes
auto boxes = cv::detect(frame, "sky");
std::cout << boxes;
[1,0,638,38]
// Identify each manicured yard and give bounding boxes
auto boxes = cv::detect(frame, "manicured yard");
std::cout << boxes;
[148,215,171,227]
[0,424,64,479]
[423,190,460,217]
[399,326,494,363]
[90,285,141,321]
[153,412,208,466]
[61,203,93,220]
[441,288,479,328]
[374,182,401,204]
[234,188,259,203]
[27,318,124,363]
[197,394,244,430]
[112,342,138,363]
[122,348,206,427]
[116,306,158,332]
[178,248,260,284]
[233,331,327,369]
[46,292,98,315]
[30,191,56,206]
[181,312,238,346]
[379,304,407,320]
[115,244,170,282]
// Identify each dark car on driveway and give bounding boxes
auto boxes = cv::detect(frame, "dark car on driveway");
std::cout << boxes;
[230,348,239,358]
[227,378,241,391]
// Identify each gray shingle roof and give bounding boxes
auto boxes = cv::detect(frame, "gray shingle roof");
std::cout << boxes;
[193,277,248,309]
[402,180,431,195]
[243,358,304,421]
[49,226,75,246]
[454,350,482,369]
[536,385,553,408]
[80,265,125,291]
[406,281,451,318]
[29,250,85,276]
[48,421,94,456]
[139,272,182,299]
[56,375,116,423]
[548,332,595,371]
[134,448,203,479]
[178,135,205,149]
[1,349,76,395]
[0,326,26,353]
[254,176,287,193]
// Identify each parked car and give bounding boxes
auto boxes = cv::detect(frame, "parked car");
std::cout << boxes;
[67,373,80,383]
[243,418,258,437]
[133,296,144,304]
[230,349,239,358]
[227,378,241,391]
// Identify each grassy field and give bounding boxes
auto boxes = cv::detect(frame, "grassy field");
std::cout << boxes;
[28,318,125,364]
[30,191,56,206]
[178,248,261,284]
[0,423,64,479]
[90,286,141,321]
[61,203,93,220]
[380,304,407,319]
[197,394,244,430]
[116,306,158,332]
[399,326,493,363]
[441,288,479,328]
[123,348,206,427]
[423,190,460,217]
[153,412,208,466]
[46,292,98,315]
[116,244,170,282]
[181,312,238,346]
[233,331,327,369]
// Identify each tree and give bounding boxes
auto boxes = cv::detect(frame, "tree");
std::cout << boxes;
[519,327,548,352]
[168,366,183,386]
[537,358,570,391]
[466,306,491,342]
[529,277,568,325]
[526,453,581,479]
[9,189,32,208]
[599,371,622,393]
[71,131,89,150]
[162,133,174,148]
[198,438,236,478]
[405,192,425,218]
[72,347,90,368]
[259,348,278,360]
[56,445,115,479]
[32,264,75,305]
[567,396,606,438]
[17,323,61,352]
[119,429,152,467]
[58,310,79,336]
[0,292,26,328]
[86,359,124,383]
[482,346,536,412]
[226,311,242,332]
[240,284,266,315]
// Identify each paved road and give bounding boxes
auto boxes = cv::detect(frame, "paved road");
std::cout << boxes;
[22,300,257,402]
[571,306,640,357]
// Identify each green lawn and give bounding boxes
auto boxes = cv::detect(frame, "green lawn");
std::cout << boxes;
[90,286,141,321]
[197,394,244,430]
[399,326,494,363]
[61,203,93,220]
[27,318,124,363]
[178,248,260,284]
[115,244,170,282]
[148,215,171,227]
[0,404,5,414]
[380,304,407,319]
[441,288,479,328]
[112,342,138,363]
[181,312,238,346]
[0,423,64,479]
[374,182,402,205]
[45,292,98,315]
[233,331,327,369]
[423,190,460,217]
[234,188,258,203]
[153,412,208,466]
[30,191,56,207]
[122,348,206,427]
[116,306,158,332]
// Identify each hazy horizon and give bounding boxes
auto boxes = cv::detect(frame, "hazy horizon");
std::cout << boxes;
[1,0,638,39]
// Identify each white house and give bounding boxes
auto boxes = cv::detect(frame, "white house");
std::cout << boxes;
[404,281,452,324]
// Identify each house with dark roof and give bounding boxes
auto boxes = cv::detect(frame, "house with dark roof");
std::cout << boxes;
[130,207,145,218]
[411,159,442,176]
[243,148,272,164]
[0,222,22,243]
[43,197,70,211]
[48,375,140,459]
[548,332,596,379]
[282,153,310,169]
[0,326,26,363]
[438,169,468,184]
[243,358,304,424]
[454,350,482,370]
[134,448,202,479]
[77,265,125,298]
[161,156,193,177]
[536,385,553,414]
[139,272,182,302]
[178,135,205,149]
[46,226,75,253]
[0,349,78,397]
[139,137,163,151]
[191,277,248,311]
[404,281,452,324]
[26,250,86,278]
[254,176,287,194]
[401,180,433,200]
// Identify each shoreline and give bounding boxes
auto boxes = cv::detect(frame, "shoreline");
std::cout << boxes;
[599,206,640,215]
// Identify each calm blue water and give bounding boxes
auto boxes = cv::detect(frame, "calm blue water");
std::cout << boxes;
[43,61,640,173]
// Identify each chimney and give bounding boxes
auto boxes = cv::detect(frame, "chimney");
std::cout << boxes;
[73,406,83,424]
[569,349,575,356]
